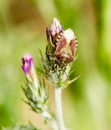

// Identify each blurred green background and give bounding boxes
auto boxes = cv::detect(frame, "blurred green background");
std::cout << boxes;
[0,0,111,130]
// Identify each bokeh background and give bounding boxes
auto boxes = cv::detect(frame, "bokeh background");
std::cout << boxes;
[0,0,111,130]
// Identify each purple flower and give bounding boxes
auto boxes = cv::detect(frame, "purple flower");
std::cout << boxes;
[22,54,33,74]
[46,18,63,47]
[22,54,38,86]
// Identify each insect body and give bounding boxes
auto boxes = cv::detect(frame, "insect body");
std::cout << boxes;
[54,29,78,63]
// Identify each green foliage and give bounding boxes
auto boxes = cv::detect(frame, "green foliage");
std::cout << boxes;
[22,81,48,113]
[2,124,40,130]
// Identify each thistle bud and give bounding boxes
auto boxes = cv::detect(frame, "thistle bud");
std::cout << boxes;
[22,54,38,88]
[46,18,78,68]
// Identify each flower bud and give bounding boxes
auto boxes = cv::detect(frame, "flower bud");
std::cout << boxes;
[22,54,38,87]
[46,18,63,47]
[46,18,78,65]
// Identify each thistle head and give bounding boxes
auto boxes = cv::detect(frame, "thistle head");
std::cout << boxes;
[22,54,38,87]
[46,18,78,65]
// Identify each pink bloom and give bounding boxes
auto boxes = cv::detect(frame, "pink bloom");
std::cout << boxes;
[46,18,63,47]
[22,54,33,74]
[22,54,38,87]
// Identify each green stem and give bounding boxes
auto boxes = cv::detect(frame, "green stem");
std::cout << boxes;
[42,111,58,130]
[55,88,66,130]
